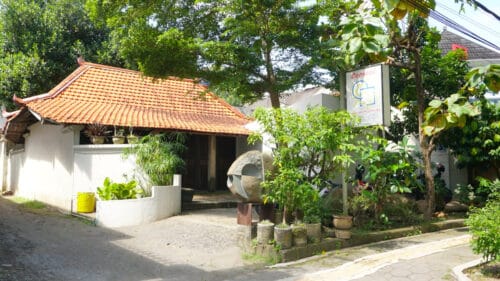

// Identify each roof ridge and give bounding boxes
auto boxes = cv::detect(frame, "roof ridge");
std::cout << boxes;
[80,61,203,85]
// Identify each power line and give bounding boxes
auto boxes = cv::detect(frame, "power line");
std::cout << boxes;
[437,2,500,38]
[430,9,500,51]
[472,0,500,21]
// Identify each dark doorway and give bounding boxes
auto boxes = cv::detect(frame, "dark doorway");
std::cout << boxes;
[182,134,236,192]
[183,134,208,190]
[216,136,236,190]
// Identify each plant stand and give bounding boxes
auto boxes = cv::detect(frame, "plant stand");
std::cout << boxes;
[274,225,292,249]
[334,229,352,239]
[257,221,274,244]
[305,223,322,243]
[292,224,307,247]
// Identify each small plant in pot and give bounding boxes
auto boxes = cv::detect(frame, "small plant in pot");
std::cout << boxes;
[273,223,292,249]
[304,204,322,243]
[112,126,126,144]
[127,126,139,144]
[84,123,110,144]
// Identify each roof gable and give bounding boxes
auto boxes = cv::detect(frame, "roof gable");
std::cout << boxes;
[14,62,250,136]
[439,29,500,60]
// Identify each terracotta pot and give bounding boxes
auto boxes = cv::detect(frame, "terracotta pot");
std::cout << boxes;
[274,225,292,249]
[333,215,353,230]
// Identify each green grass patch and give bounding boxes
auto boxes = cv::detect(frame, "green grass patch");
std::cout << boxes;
[20,200,46,209]
[9,196,45,209]
[242,252,280,265]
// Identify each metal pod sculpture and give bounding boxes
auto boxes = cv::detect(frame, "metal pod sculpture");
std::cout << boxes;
[226,150,274,203]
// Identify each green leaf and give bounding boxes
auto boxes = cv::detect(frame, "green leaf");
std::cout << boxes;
[428,100,442,108]
[363,40,381,53]
[349,37,362,53]
[373,34,390,47]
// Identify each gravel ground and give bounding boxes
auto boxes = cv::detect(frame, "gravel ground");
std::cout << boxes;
[0,196,254,281]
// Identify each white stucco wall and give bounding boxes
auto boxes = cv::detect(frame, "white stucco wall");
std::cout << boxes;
[8,123,75,210]
[7,148,25,194]
[96,185,181,228]
[73,144,136,193]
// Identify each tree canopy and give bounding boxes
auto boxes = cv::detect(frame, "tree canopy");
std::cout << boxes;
[0,0,118,109]
[86,0,339,107]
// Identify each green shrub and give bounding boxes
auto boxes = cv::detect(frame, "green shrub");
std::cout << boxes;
[97,177,143,200]
[123,133,186,186]
[466,191,500,261]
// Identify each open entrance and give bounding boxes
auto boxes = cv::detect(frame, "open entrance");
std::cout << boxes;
[182,134,236,192]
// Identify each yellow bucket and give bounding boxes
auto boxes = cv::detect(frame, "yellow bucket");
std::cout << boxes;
[76,192,95,213]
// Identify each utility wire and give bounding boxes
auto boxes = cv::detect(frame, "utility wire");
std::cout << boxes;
[472,0,500,21]
[430,10,500,51]
[437,2,500,38]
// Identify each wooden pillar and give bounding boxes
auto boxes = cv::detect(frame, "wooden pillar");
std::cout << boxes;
[208,135,216,192]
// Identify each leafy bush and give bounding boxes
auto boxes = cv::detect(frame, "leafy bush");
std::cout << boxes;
[123,133,186,186]
[466,191,500,261]
[357,136,422,221]
[454,183,476,205]
[97,177,143,200]
[250,107,364,222]
[455,178,500,206]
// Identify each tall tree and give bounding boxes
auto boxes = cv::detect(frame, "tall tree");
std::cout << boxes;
[86,0,334,107]
[389,28,470,141]
[0,0,117,109]
[325,0,479,219]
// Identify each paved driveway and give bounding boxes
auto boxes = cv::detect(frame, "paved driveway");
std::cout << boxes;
[0,197,272,281]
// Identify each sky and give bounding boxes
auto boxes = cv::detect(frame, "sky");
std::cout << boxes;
[430,0,500,50]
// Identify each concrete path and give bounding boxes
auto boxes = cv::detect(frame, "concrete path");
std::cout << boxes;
[274,228,480,281]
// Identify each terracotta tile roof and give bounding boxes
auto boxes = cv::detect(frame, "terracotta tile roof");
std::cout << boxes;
[14,61,250,136]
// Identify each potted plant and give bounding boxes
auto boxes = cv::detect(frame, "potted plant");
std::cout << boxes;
[304,205,322,243]
[274,223,292,249]
[127,126,139,144]
[291,221,307,246]
[256,220,274,245]
[84,123,110,144]
[112,126,126,144]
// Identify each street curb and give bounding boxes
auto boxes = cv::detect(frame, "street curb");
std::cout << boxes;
[275,219,465,263]
[452,258,483,281]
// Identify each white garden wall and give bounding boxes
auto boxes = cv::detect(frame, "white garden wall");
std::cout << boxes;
[96,185,181,228]
[73,144,136,194]
[7,123,75,210]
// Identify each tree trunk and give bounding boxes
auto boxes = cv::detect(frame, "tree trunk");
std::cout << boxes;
[413,50,435,220]
[269,91,280,108]
[261,36,280,108]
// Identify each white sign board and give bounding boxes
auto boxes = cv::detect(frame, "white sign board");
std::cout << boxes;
[346,64,390,126]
